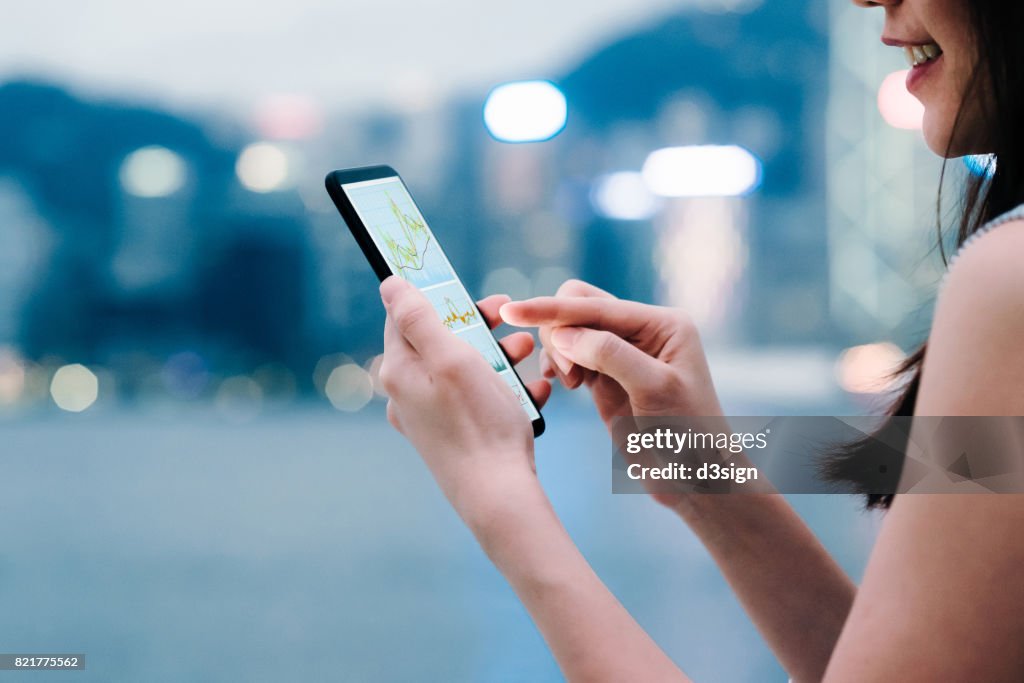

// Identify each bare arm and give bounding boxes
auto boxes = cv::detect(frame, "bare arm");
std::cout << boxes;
[467,472,690,683]
[670,494,856,683]
[378,277,689,682]
[503,281,856,682]
[822,221,1024,680]
[670,223,1024,681]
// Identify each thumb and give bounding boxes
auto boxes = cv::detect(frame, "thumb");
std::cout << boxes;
[551,326,678,410]
[381,276,450,358]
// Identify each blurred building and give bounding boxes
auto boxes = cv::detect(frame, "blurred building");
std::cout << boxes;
[826,3,947,349]
[422,1,834,347]
[0,0,943,405]
[0,82,316,386]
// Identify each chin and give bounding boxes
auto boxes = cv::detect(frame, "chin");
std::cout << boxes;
[921,111,957,157]
[921,107,989,158]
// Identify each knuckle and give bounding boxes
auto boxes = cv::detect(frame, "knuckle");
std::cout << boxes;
[378,362,399,395]
[386,400,402,430]
[594,330,622,362]
[556,278,588,297]
[673,309,697,336]
[394,301,427,331]
[637,371,685,407]
[538,325,554,345]
[433,352,466,380]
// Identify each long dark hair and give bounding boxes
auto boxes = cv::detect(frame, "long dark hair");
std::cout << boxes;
[823,1,1024,508]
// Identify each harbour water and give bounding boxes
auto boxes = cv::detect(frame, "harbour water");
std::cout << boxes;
[0,396,878,682]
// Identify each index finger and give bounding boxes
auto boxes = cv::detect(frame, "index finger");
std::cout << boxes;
[500,296,654,338]
[476,294,512,330]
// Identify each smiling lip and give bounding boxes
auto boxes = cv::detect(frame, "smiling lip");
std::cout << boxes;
[906,53,943,94]
[882,35,928,47]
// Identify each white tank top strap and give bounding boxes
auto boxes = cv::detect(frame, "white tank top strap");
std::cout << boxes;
[941,201,1024,287]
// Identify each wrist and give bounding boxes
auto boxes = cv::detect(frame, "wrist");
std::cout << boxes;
[451,464,549,553]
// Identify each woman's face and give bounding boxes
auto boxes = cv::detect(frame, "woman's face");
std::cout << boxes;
[855,0,984,157]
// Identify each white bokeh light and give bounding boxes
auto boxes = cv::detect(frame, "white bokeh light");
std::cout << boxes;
[50,364,99,412]
[214,375,264,422]
[483,81,568,143]
[119,146,187,198]
[236,142,290,192]
[325,364,373,412]
[642,145,762,198]
[590,171,661,220]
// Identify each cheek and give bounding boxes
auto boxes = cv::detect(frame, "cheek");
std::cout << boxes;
[921,60,976,156]
[920,95,958,156]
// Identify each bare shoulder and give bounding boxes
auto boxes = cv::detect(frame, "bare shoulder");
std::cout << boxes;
[917,219,1024,415]
[943,218,1024,302]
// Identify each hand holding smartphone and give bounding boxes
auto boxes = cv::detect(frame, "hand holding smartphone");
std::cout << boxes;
[325,165,545,437]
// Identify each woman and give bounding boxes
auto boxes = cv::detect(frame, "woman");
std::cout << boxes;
[376,0,1024,680]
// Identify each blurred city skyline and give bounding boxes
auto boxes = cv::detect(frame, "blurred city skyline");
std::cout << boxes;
[0,0,943,418]
[0,4,937,680]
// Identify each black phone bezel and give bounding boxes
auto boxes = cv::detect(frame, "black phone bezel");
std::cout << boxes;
[325,165,546,438]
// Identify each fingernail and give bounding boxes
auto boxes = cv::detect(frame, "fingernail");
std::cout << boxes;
[551,349,573,375]
[539,351,554,378]
[498,302,518,322]
[551,327,581,351]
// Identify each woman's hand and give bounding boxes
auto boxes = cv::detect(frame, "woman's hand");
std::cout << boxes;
[503,280,860,683]
[500,279,723,428]
[378,276,551,524]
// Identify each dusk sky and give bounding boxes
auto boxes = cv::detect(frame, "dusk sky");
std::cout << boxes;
[0,0,755,114]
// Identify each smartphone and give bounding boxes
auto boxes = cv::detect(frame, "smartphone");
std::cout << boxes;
[325,165,545,437]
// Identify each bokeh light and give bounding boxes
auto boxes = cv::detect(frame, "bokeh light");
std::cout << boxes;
[236,142,290,192]
[877,70,924,130]
[482,267,531,300]
[324,363,373,412]
[642,145,762,198]
[314,353,354,396]
[253,94,324,140]
[835,342,905,394]
[252,363,297,404]
[364,354,388,398]
[531,266,575,296]
[214,375,264,421]
[0,347,26,407]
[50,363,99,412]
[483,81,568,143]
[655,198,746,330]
[119,145,187,198]
[590,171,661,220]
[161,351,210,400]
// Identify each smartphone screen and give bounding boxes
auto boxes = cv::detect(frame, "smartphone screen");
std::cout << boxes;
[336,174,542,423]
